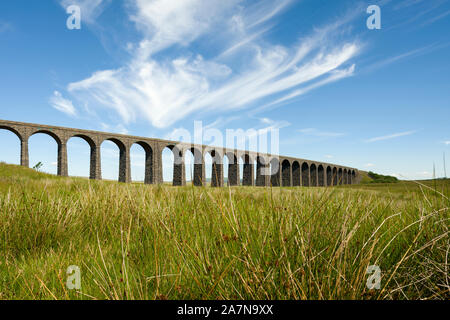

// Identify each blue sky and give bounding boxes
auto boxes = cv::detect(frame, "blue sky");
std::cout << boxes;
[0,0,449,181]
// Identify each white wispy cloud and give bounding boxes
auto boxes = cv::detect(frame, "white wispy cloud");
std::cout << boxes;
[363,44,445,73]
[365,130,416,143]
[393,0,425,10]
[49,91,77,117]
[257,64,356,112]
[421,9,450,26]
[298,128,345,137]
[66,0,360,128]
[249,118,290,137]
[130,0,243,56]
[365,163,375,167]
[443,140,450,146]
[218,26,271,58]
[387,0,447,30]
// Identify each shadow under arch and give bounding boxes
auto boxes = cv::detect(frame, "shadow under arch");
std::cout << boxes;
[301,162,309,187]
[207,149,223,187]
[292,161,300,186]
[326,166,332,186]
[191,147,204,186]
[348,170,353,184]
[241,154,254,186]
[310,163,317,187]
[225,152,240,186]
[270,157,280,187]
[281,159,291,187]
[338,168,343,185]
[333,167,338,186]
[256,155,268,186]
[318,165,325,187]
[184,147,204,186]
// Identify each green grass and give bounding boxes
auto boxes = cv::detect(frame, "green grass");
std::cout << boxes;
[0,163,449,300]
[367,171,399,184]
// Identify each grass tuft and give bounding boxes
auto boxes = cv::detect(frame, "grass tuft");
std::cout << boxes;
[0,163,449,300]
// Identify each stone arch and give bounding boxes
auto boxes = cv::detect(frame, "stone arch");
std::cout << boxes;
[292,161,301,186]
[67,134,97,179]
[101,138,129,183]
[333,167,338,186]
[164,144,185,186]
[161,146,174,184]
[256,155,268,186]
[188,147,204,186]
[338,168,343,185]
[318,165,325,187]
[326,166,332,186]
[207,149,223,187]
[270,157,280,187]
[0,126,23,165]
[222,153,229,185]
[0,125,23,141]
[352,170,356,183]
[103,138,126,151]
[238,155,244,185]
[29,130,64,176]
[241,154,254,186]
[348,170,352,184]
[184,148,195,185]
[132,141,153,184]
[301,162,309,187]
[72,134,96,148]
[31,129,62,145]
[281,159,291,187]
[343,169,348,185]
[226,152,240,186]
[310,163,317,187]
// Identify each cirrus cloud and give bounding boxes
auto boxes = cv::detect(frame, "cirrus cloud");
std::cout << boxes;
[49,91,77,117]
[364,130,417,143]
[65,0,360,128]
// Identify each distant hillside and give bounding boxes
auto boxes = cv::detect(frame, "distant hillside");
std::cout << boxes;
[358,170,399,184]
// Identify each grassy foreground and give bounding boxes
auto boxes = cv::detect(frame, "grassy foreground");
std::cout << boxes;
[0,163,449,300]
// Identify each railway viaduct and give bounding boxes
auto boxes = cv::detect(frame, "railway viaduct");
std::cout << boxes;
[0,119,360,187]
